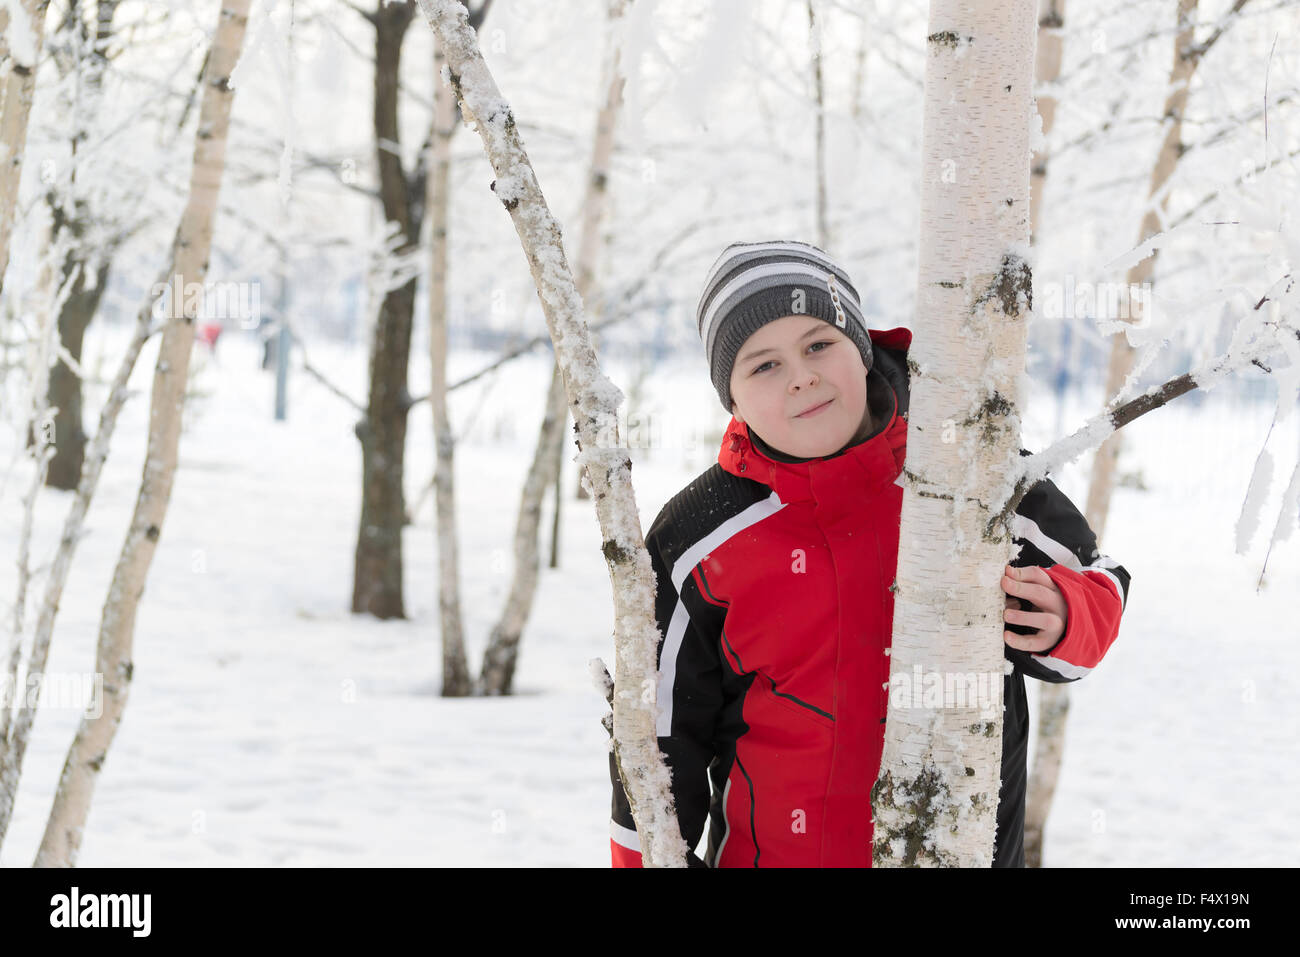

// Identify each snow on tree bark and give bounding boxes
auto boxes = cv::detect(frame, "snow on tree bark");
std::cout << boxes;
[32,0,251,868]
[871,0,1038,868]
[415,0,686,866]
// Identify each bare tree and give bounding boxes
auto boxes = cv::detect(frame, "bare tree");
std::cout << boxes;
[38,0,122,491]
[350,0,420,620]
[416,0,686,867]
[425,0,496,695]
[349,0,491,621]
[479,0,630,696]
[33,0,251,868]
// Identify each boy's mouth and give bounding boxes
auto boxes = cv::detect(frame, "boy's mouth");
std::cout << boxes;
[795,399,833,418]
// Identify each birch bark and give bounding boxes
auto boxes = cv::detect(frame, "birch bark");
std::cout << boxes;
[872,0,1038,867]
[33,0,251,867]
[0,0,50,298]
[428,28,471,695]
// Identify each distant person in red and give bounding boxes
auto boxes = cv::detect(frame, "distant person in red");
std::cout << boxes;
[197,320,223,352]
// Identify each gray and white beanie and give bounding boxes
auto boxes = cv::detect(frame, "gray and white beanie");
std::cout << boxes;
[696,240,873,413]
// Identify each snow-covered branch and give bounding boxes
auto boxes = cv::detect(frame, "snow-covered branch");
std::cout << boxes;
[1002,273,1299,526]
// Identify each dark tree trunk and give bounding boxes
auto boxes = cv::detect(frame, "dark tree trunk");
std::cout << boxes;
[352,0,419,619]
[44,250,112,490]
[36,0,120,490]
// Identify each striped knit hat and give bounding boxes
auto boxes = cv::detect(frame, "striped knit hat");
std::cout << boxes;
[696,240,873,413]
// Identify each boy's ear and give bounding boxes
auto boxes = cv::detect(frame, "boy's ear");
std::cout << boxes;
[730,400,744,424]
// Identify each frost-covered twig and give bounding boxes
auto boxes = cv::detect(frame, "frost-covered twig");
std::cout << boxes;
[1001,274,1299,525]
[415,0,687,867]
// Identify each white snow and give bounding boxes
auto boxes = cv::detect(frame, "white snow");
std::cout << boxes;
[0,324,1295,867]
[0,0,40,68]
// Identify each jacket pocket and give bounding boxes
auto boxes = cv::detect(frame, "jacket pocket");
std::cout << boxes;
[760,675,835,730]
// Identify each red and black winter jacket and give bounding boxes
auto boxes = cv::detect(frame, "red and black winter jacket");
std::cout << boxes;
[607,326,1131,867]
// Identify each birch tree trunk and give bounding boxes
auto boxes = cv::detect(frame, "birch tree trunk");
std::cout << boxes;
[479,0,629,696]
[0,255,170,850]
[872,0,1038,867]
[1022,0,1069,870]
[428,29,471,695]
[1084,0,1200,543]
[0,0,51,298]
[33,0,250,867]
[415,0,684,866]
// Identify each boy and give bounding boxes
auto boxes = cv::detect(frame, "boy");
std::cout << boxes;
[607,240,1130,867]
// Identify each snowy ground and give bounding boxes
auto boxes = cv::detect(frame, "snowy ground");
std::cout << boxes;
[1,323,1296,867]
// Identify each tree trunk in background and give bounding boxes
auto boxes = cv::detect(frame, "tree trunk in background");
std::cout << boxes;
[808,0,829,250]
[1084,0,1200,543]
[34,0,250,867]
[850,1,873,124]
[1022,0,1069,870]
[480,0,630,696]
[44,250,112,489]
[872,0,1037,867]
[0,0,51,299]
[417,0,686,867]
[353,0,419,620]
[1027,0,1062,247]
[428,30,472,695]
[43,0,120,491]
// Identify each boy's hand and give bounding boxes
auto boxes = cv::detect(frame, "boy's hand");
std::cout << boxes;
[1002,564,1068,654]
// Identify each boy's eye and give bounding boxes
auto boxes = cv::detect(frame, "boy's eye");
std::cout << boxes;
[750,341,833,375]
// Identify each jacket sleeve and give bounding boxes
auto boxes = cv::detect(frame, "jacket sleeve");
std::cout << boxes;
[607,516,724,868]
[1004,474,1131,684]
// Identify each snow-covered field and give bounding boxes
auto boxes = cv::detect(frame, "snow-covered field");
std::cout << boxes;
[1,322,1296,867]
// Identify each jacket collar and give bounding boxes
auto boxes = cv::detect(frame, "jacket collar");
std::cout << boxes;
[717,327,912,514]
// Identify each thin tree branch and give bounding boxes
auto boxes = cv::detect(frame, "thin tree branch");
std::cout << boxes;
[995,274,1298,528]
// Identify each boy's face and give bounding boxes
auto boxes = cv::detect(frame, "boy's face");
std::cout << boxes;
[728,315,872,459]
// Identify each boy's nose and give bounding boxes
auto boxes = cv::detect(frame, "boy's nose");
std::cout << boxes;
[789,368,818,392]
